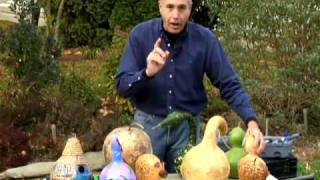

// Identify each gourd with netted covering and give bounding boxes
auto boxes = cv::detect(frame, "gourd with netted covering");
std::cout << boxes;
[238,133,268,180]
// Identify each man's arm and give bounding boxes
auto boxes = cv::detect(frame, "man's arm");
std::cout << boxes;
[115,30,152,97]
[205,32,265,152]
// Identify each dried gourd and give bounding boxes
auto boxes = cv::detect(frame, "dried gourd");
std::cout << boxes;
[238,133,268,180]
[180,116,230,180]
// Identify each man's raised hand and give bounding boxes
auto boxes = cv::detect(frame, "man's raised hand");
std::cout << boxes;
[145,37,170,77]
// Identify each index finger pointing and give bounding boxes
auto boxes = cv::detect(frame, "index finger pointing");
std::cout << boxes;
[154,37,162,48]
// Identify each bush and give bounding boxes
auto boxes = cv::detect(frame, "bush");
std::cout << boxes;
[215,0,320,129]
[109,0,159,29]
[3,22,60,90]
[60,0,116,47]
[102,28,134,123]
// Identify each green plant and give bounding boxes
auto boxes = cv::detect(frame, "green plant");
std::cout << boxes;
[103,28,134,119]
[4,22,61,90]
[83,47,102,60]
[109,0,159,30]
[60,71,99,112]
[214,0,320,130]
[60,0,115,47]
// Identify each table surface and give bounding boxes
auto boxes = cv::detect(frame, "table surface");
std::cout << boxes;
[165,174,315,180]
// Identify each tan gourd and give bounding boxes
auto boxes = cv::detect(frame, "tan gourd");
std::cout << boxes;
[135,154,167,180]
[180,116,230,180]
[238,133,268,180]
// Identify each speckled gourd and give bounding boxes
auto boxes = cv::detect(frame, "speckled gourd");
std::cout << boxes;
[180,116,230,180]
[238,133,268,180]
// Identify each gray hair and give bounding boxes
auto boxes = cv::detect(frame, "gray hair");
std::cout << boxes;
[158,0,193,7]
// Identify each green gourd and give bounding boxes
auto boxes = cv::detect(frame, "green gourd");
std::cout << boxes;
[226,126,247,178]
[152,111,196,174]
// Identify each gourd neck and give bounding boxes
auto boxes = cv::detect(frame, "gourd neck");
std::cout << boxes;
[202,116,228,147]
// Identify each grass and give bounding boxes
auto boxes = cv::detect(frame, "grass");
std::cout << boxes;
[298,160,320,178]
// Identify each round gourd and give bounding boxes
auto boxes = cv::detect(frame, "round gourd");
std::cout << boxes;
[135,154,167,180]
[229,126,245,147]
[103,125,152,169]
[238,154,268,180]
[238,134,268,180]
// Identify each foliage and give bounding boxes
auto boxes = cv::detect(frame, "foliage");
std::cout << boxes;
[109,0,159,29]
[3,22,61,90]
[59,0,116,48]
[298,160,320,179]
[60,71,100,112]
[103,28,134,123]
[215,0,320,128]
[10,0,40,24]
[83,47,102,60]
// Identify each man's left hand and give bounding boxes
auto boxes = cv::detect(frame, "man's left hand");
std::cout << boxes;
[245,120,266,154]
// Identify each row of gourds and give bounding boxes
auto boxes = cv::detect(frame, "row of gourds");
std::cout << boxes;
[50,111,269,180]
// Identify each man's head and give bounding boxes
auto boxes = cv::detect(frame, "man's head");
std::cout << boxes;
[159,0,192,34]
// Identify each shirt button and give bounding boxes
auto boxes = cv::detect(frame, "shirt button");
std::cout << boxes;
[138,76,141,80]
[128,83,132,87]
[169,74,173,78]
[169,106,172,110]
[170,59,173,62]
[169,90,172,94]
[167,43,171,47]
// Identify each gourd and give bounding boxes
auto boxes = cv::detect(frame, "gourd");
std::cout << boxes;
[226,126,247,178]
[100,136,136,180]
[103,125,152,169]
[50,137,90,180]
[135,154,168,180]
[152,111,196,174]
[180,116,230,180]
[238,133,268,180]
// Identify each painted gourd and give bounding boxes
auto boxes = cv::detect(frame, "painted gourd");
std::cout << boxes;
[100,136,136,180]
[238,133,268,180]
[103,125,152,169]
[180,116,230,180]
[226,126,247,178]
[135,153,168,180]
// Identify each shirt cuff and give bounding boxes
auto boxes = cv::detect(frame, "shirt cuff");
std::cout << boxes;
[141,68,153,80]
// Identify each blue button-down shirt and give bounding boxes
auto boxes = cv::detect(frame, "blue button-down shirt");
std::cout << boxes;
[116,18,256,124]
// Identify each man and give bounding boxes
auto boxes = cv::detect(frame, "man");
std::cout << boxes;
[116,0,265,173]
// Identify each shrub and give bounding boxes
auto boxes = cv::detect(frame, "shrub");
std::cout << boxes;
[102,28,134,123]
[215,0,320,129]
[4,22,60,90]
[60,0,116,47]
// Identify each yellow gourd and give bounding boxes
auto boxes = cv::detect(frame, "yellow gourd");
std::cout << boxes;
[135,154,167,180]
[238,134,268,180]
[180,116,230,180]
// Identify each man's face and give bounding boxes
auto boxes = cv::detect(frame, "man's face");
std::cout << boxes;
[159,0,192,34]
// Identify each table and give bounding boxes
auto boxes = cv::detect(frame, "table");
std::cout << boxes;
[165,173,315,180]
